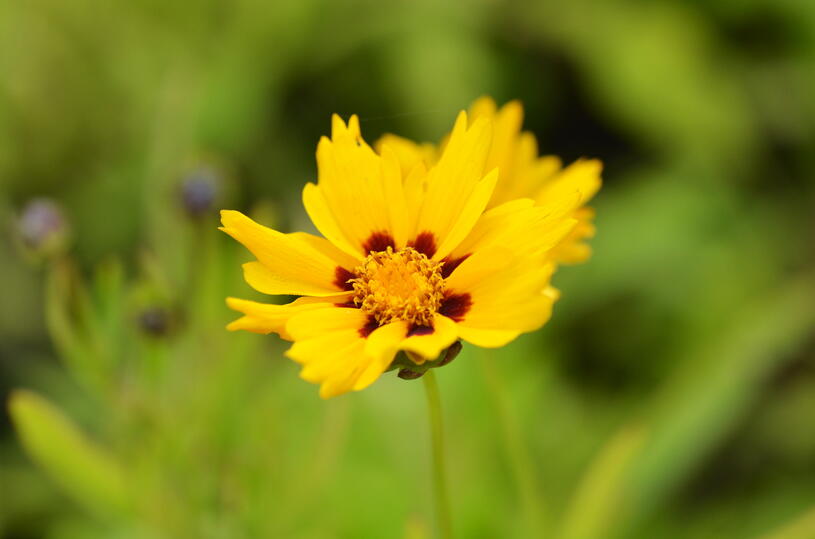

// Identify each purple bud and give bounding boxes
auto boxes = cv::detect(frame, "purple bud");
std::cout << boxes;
[16,198,69,255]
[179,167,220,218]
[138,307,171,337]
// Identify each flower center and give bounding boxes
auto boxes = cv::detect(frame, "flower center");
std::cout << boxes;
[350,246,445,326]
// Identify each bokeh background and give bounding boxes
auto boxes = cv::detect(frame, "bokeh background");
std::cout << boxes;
[1,1,814,538]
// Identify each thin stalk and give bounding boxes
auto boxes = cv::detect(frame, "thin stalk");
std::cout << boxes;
[480,352,546,536]
[423,370,453,539]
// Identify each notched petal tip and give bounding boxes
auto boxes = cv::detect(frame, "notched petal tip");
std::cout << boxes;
[348,114,361,137]
[219,209,244,226]
[330,113,345,131]
[330,113,362,142]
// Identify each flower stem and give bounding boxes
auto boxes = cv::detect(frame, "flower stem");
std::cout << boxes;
[423,370,453,539]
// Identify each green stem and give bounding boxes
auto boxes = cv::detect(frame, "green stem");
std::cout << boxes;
[423,370,453,539]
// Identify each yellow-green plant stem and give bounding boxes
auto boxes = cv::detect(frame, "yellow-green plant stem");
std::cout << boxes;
[480,353,545,536]
[423,370,453,539]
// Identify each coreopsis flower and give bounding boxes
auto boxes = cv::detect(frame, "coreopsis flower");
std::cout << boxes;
[222,112,581,398]
[377,97,602,264]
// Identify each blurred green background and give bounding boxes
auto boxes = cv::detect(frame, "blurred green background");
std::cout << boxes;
[1,0,814,537]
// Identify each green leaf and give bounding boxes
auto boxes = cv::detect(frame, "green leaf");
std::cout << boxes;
[8,390,128,517]
[558,425,647,539]
[758,506,815,539]
[45,261,107,394]
[618,277,815,536]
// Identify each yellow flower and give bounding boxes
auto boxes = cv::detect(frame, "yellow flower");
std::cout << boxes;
[376,96,602,264]
[222,112,581,398]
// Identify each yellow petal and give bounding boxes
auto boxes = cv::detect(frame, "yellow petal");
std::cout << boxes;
[549,207,597,265]
[414,113,496,259]
[445,248,557,334]
[304,115,411,257]
[448,196,579,262]
[285,305,370,341]
[456,326,520,348]
[220,210,349,296]
[301,182,362,260]
[433,168,499,260]
[364,320,408,360]
[374,133,436,178]
[288,231,360,270]
[468,95,498,121]
[473,99,525,197]
[287,330,367,398]
[225,295,349,340]
[535,158,602,210]
[285,308,401,398]
[403,161,428,223]
[444,246,514,290]
[362,315,459,367]
[467,98,563,209]
[380,145,411,247]
[357,321,408,390]
[400,314,459,361]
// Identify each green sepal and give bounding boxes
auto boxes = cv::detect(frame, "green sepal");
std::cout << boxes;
[387,341,463,379]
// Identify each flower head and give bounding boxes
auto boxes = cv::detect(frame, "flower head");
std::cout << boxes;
[376,96,603,264]
[222,110,584,398]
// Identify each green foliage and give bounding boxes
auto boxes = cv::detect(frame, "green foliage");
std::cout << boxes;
[760,505,815,539]
[8,390,127,517]
[559,425,646,539]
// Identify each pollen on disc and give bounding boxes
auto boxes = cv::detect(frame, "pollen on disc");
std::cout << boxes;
[350,247,445,326]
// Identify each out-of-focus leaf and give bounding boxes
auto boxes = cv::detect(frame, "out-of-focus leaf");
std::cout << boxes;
[758,506,815,539]
[45,261,105,394]
[615,276,815,536]
[8,390,128,517]
[558,425,647,539]
[89,258,126,376]
[518,0,758,166]
[404,516,430,539]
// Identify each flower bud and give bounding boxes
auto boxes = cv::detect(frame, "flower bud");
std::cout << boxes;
[179,166,220,218]
[138,307,172,337]
[16,198,70,258]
